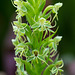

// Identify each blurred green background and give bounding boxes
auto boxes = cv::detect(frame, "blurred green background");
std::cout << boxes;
[0,0,75,75]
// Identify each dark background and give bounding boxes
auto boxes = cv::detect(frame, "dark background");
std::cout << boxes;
[0,0,75,75]
[0,0,16,75]
[53,0,75,55]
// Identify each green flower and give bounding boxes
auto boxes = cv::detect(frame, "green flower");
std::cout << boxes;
[14,0,27,18]
[51,60,64,75]
[53,3,63,14]
[26,50,48,65]
[31,17,55,33]
[49,36,62,51]
[52,3,63,21]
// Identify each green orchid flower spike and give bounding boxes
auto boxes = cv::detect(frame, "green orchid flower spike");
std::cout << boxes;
[11,0,64,75]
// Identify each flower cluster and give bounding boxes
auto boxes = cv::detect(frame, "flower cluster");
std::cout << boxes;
[11,0,63,75]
